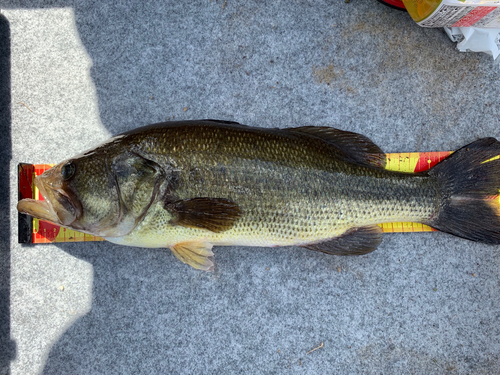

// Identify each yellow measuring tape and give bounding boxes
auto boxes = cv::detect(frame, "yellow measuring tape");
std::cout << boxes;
[19,151,453,244]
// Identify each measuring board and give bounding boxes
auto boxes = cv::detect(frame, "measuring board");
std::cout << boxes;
[18,151,454,244]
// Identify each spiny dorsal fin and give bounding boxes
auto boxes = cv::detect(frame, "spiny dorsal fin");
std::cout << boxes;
[165,197,242,233]
[201,119,242,126]
[286,126,386,168]
[170,241,214,271]
[303,225,383,255]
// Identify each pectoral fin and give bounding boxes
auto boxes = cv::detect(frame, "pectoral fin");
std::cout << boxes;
[303,225,383,256]
[165,197,242,233]
[170,241,215,271]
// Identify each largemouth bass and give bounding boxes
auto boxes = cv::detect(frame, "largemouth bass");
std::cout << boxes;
[17,120,500,270]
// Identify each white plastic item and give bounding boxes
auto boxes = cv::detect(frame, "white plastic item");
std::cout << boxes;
[444,26,500,59]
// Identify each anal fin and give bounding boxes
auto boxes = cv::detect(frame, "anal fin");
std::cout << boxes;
[170,241,215,271]
[303,225,383,256]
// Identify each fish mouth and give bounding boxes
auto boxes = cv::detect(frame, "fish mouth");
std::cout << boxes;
[17,174,80,227]
[17,198,61,224]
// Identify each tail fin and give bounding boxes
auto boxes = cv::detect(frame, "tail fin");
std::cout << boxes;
[427,137,500,244]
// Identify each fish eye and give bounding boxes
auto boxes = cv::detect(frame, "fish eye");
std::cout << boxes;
[61,162,76,180]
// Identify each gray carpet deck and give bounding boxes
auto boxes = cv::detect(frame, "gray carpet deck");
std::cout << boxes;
[2,1,500,374]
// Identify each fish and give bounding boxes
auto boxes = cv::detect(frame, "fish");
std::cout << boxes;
[17,119,500,271]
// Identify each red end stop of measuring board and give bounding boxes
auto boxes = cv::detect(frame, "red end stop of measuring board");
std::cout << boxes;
[18,163,35,244]
[17,151,453,244]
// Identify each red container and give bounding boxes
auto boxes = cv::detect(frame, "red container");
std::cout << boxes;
[377,0,407,11]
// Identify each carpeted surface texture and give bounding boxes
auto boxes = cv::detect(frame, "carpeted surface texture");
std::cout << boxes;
[2,1,500,374]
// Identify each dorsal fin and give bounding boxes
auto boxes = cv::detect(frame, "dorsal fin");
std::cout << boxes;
[201,119,242,125]
[286,126,386,168]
